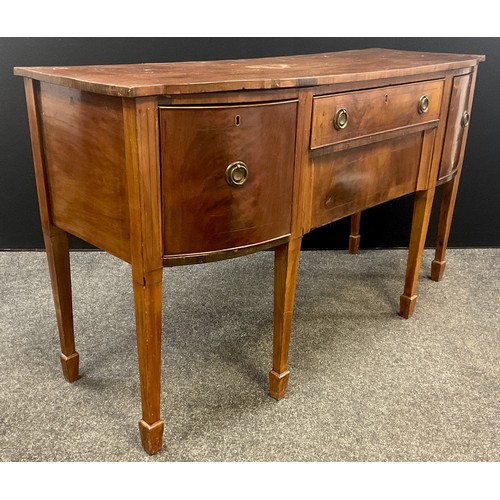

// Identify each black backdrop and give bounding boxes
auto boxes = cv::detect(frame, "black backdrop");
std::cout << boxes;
[1,38,499,250]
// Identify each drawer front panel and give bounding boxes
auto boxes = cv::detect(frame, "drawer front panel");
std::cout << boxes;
[438,73,473,180]
[311,133,425,228]
[161,101,297,256]
[311,80,443,149]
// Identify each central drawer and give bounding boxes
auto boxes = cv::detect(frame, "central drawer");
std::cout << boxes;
[311,80,443,149]
[160,100,298,257]
[310,133,428,229]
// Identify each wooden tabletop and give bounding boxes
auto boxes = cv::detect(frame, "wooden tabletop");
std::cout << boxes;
[14,48,485,98]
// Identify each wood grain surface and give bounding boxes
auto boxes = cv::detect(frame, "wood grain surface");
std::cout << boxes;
[16,49,484,456]
[38,82,131,261]
[23,78,80,382]
[310,133,426,228]
[161,101,297,255]
[310,80,443,149]
[14,49,484,97]
[123,97,164,454]
[438,73,473,180]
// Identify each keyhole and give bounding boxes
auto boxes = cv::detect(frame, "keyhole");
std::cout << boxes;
[235,115,241,126]
[385,94,388,103]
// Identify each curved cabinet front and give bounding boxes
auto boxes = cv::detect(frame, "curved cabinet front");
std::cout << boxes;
[438,73,473,181]
[160,100,298,259]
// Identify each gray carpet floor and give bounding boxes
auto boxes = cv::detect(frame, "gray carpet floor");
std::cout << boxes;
[0,248,498,461]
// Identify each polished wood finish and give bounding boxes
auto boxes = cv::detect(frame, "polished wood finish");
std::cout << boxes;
[160,101,297,256]
[163,235,290,267]
[133,273,163,455]
[349,212,361,254]
[431,175,461,281]
[24,79,80,382]
[270,238,301,400]
[37,83,131,262]
[432,67,478,281]
[310,133,428,229]
[293,90,315,236]
[123,97,164,454]
[400,188,436,319]
[311,80,443,149]
[16,49,483,455]
[160,69,469,107]
[439,73,473,180]
[14,49,484,97]
[45,229,80,383]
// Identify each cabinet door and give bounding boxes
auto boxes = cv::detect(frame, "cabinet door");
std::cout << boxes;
[439,73,473,180]
[161,101,297,256]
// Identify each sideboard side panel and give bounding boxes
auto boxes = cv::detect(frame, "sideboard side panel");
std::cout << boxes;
[38,82,131,261]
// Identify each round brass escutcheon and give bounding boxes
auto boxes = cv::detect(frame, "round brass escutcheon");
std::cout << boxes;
[225,161,249,187]
[333,108,349,130]
[418,95,430,114]
[462,110,470,128]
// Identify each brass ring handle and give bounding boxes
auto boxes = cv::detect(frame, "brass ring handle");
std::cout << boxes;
[333,108,349,130]
[418,95,430,114]
[462,110,470,128]
[225,161,249,187]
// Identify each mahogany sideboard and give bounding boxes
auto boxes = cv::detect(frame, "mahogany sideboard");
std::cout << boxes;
[15,48,484,454]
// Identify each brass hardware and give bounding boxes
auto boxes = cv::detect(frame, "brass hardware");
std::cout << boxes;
[418,95,429,114]
[462,110,470,128]
[225,161,249,187]
[333,108,349,130]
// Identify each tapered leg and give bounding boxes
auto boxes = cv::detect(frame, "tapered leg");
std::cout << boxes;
[431,176,461,282]
[24,79,79,382]
[123,97,164,454]
[349,212,362,254]
[133,269,164,455]
[43,227,79,382]
[270,238,301,400]
[400,188,436,319]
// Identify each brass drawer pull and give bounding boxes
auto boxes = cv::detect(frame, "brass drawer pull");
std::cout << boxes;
[333,108,349,130]
[462,110,470,128]
[418,95,429,114]
[225,161,249,187]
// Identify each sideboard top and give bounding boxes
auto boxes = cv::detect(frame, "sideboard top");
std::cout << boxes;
[14,48,484,98]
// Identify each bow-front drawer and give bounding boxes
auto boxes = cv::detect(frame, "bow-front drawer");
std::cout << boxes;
[160,100,298,258]
[310,80,444,149]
